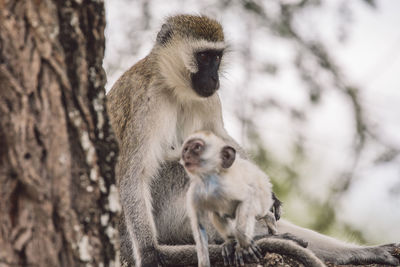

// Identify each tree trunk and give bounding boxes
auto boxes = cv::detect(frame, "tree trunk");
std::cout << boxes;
[0,0,119,266]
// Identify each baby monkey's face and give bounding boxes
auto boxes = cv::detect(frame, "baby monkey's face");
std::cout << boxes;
[181,138,206,173]
[180,133,236,176]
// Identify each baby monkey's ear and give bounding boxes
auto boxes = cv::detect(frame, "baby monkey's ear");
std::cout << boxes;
[221,146,236,169]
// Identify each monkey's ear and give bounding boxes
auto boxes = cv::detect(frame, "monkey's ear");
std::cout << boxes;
[221,146,236,169]
[156,23,173,45]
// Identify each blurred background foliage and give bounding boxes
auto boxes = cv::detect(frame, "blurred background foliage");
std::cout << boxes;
[104,0,400,244]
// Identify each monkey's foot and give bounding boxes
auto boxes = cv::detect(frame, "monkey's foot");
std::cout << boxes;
[221,240,236,266]
[364,243,400,266]
[322,243,400,266]
[233,242,263,267]
[391,243,400,259]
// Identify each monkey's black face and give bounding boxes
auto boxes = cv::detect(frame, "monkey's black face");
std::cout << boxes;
[191,50,223,97]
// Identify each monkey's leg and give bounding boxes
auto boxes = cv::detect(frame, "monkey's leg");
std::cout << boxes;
[278,219,400,265]
[187,203,211,267]
[233,203,263,266]
[210,213,236,266]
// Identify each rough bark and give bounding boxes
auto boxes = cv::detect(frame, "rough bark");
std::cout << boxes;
[0,0,119,266]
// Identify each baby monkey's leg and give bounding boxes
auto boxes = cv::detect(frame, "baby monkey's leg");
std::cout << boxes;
[233,203,263,266]
[210,213,236,266]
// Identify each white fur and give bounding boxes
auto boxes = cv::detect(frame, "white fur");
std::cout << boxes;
[160,96,223,162]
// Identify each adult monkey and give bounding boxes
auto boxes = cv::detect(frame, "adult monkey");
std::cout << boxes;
[107,15,399,266]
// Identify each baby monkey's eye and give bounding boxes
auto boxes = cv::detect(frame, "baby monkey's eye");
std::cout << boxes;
[194,144,202,152]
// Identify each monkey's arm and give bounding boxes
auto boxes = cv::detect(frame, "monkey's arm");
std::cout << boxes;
[109,78,170,266]
[119,152,164,266]
[187,195,210,267]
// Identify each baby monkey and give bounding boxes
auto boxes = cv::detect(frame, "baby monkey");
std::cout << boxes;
[181,131,278,267]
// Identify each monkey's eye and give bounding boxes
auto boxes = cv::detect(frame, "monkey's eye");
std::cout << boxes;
[193,143,202,152]
[215,55,221,63]
[198,52,207,62]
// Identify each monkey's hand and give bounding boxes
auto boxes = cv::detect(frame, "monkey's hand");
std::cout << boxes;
[141,246,166,267]
[257,211,278,235]
[233,241,263,267]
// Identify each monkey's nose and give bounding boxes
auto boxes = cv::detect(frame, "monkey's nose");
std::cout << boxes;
[183,153,190,160]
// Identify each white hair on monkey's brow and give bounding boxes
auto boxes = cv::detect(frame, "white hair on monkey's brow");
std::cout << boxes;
[190,40,226,52]
[182,39,226,74]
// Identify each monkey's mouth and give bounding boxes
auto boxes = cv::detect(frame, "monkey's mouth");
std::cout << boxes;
[197,88,217,97]
[195,82,219,98]
[191,74,220,98]
[184,161,199,172]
